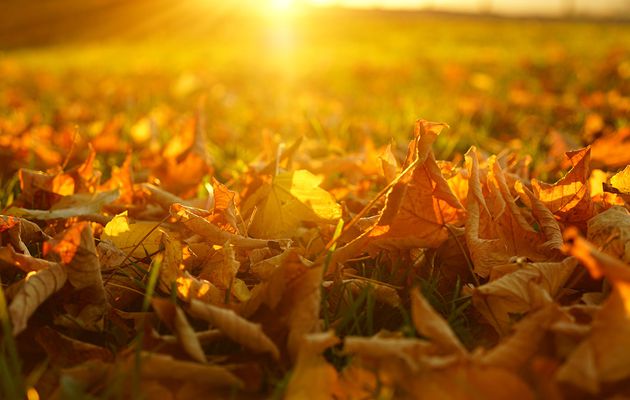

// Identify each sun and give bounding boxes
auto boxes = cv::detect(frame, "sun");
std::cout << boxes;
[269,0,295,13]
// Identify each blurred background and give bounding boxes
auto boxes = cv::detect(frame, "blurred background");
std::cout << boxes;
[1,0,629,180]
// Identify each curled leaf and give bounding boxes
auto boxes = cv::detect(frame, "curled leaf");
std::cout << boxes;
[188,299,280,359]
[8,262,67,335]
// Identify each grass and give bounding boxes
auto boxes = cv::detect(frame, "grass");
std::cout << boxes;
[0,7,629,398]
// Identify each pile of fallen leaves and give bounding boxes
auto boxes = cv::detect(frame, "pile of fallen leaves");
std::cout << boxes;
[2,117,630,399]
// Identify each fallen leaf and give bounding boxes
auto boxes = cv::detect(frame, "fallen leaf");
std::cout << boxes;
[152,298,206,363]
[8,262,67,335]
[411,287,466,355]
[472,257,576,335]
[188,299,280,359]
[532,147,595,225]
[247,169,342,239]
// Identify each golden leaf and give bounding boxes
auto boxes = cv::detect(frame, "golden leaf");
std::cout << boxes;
[247,169,342,239]
[334,120,464,263]
[102,211,164,258]
[532,147,595,225]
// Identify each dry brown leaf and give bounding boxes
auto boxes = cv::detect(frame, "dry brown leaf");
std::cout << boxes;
[8,261,67,335]
[8,189,119,221]
[152,298,206,363]
[557,228,630,393]
[285,331,340,400]
[0,215,47,255]
[472,257,577,335]
[465,147,563,278]
[135,352,242,389]
[334,120,464,263]
[477,304,564,371]
[170,203,280,249]
[188,299,280,359]
[411,287,466,355]
[343,335,437,371]
[587,206,630,263]
[325,278,401,308]
[44,222,108,331]
[36,326,114,367]
[532,147,595,225]
[407,363,535,400]
[0,245,60,272]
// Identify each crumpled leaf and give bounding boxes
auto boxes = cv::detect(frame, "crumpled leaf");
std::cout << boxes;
[0,215,47,255]
[44,222,108,331]
[407,363,535,400]
[477,304,564,371]
[8,262,67,335]
[0,245,59,272]
[532,147,595,225]
[411,287,466,355]
[151,113,213,197]
[343,334,439,371]
[334,120,464,263]
[188,299,280,359]
[472,257,576,335]
[587,206,630,263]
[465,147,563,278]
[557,228,630,393]
[171,203,278,249]
[285,331,339,400]
[152,298,206,363]
[7,189,119,220]
[247,169,342,239]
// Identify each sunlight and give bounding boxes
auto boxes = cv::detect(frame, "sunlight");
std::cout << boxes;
[269,0,295,14]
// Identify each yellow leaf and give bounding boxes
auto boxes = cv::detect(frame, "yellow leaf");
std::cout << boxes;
[247,169,342,239]
[102,211,164,258]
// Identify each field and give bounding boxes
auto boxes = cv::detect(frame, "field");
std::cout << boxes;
[1,6,630,399]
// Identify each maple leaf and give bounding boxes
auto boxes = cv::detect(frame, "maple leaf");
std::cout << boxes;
[532,147,595,226]
[333,120,464,264]
[246,169,342,239]
[465,147,563,278]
